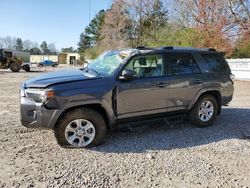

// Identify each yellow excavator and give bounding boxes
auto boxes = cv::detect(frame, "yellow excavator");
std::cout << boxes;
[0,49,30,72]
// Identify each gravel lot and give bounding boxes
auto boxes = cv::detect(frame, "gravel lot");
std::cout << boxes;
[0,68,250,188]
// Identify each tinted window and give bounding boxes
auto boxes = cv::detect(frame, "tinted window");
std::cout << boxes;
[202,54,229,73]
[167,53,200,75]
[125,55,164,78]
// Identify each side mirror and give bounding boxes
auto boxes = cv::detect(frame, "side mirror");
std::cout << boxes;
[119,69,137,81]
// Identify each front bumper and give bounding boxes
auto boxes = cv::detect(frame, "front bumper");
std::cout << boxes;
[20,97,61,129]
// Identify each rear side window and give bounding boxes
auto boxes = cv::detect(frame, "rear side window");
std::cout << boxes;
[202,54,229,73]
[167,53,200,76]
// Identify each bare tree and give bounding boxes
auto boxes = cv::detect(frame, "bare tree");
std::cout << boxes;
[118,0,168,46]
[99,0,133,49]
[0,37,4,48]
[2,36,17,49]
[173,0,248,53]
[23,40,33,51]
[48,43,57,53]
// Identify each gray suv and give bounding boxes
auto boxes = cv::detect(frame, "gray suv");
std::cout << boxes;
[20,47,234,148]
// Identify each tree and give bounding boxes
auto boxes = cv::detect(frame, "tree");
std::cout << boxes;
[61,47,76,53]
[40,41,50,54]
[85,10,106,44]
[3,36,16,49]
[98,0,133,49]
[48,43,57,54]
[78,33,92,52]
[109,0,169,47]
[23,40,33,51]
[172,0,250,55]
[15,38,24,51]
[29,47,42,55]
[78,10,106,52]
[0,37,4,48]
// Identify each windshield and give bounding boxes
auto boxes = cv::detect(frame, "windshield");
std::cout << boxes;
[86,51,129,76]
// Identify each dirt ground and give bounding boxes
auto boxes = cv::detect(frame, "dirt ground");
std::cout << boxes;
[0,68,249,188]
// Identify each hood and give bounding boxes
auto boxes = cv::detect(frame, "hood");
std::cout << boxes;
[24,69,98,88]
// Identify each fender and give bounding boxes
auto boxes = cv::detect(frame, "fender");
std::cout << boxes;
[188,87,222,111]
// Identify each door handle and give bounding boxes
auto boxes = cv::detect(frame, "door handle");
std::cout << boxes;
[194,79,203,84]
[156,82,168,88]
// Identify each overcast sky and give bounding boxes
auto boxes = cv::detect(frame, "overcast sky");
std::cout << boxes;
[0,0,112,50]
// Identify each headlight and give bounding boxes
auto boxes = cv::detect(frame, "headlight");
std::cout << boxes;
[25,89,55,103]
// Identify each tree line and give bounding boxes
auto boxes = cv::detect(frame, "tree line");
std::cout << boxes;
[78,0,250,58]
[0,36,57,55]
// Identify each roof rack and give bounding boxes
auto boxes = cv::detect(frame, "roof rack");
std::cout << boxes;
[136,46,157,50]
[161,46,216,51]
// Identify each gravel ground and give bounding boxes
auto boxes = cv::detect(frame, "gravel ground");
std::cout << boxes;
[0,69,250,188]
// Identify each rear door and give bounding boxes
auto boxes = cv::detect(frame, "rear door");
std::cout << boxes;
[166,52,204,111]
[116,53,169,119]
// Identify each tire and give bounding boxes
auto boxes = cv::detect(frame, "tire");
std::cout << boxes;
[54,108,107,148]
[188,94,219,127]
[52,64,57,67]
[23,65,30,72]
[10,62,21,72]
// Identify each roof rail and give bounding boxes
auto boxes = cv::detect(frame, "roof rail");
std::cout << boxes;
[161,46,217,51]
[136,46,157,50]
[136,46,145,49]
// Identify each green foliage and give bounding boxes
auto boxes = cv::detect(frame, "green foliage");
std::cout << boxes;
[15,38,23,51]
[231,42,250,58]
[40,41,49,54]
[61,47,76,53]
[145,25,198,47]
[78,33,92,52]
[85,10,105,42]
[29,47,42,55]
[83,47,103,60]
[78,10,106,52]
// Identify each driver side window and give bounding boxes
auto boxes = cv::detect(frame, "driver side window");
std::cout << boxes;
[125,55,164,78]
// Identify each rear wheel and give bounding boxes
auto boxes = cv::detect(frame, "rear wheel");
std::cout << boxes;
[23,64,30,72]
[188,94,219,127]
[10,62,21,72]
[54,108,107,148]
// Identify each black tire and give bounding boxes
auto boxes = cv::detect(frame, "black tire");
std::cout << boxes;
[54,108,107,148]
[23,65,30,72]
[52,64,58,67]
[10,62,21,72]
[188,94,219,127]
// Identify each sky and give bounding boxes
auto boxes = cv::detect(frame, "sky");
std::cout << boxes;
[0,0,112,50]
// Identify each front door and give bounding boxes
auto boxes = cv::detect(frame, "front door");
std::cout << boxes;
[116,53,169,119]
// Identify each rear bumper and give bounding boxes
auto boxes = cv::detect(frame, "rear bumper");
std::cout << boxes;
[221,83,234,105]
[222,95,233,105]
[20,97,61,129]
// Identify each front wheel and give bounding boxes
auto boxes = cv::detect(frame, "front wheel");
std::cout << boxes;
[188,94,219,127]
[54,108,107,148]
[10,62,21,72]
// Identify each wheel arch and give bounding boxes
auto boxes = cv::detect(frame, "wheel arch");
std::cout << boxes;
[54,103,113,129]
[189,90,222,115]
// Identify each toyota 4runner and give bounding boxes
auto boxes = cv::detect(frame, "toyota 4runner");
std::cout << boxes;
[20,46,234,148]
